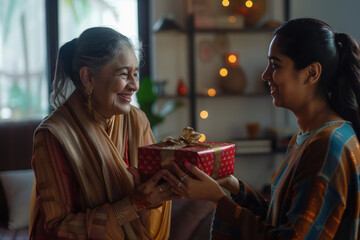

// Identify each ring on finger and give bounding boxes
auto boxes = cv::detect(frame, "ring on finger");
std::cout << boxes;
[177,181,182,188]
[180,174,189,182]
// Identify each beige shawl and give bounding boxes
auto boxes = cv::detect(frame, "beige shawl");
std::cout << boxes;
[29,90,171,239]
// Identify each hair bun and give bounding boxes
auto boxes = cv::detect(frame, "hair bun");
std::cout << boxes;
[60,38,78,78]
[335,32,345,48]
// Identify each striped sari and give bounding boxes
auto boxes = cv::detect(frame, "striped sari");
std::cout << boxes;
[29,90,171,239]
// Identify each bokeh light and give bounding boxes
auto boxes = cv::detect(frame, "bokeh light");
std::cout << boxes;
[207,88,216,97]
[219,68,228,77]
[222,0,230,7]
[226,52,239,67]
[245,0,253,8]
[228,54,237,63]
[199,134,206,142]
[200,110,209,119]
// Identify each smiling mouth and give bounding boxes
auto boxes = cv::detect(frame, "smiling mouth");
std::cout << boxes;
[269,84,278,91]
[117,93,132,101]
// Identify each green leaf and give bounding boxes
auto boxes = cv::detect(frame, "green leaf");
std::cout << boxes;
[136,76,157,103]
[136,76,184,129]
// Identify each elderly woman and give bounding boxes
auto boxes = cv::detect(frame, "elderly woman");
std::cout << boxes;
[29,27,178,240]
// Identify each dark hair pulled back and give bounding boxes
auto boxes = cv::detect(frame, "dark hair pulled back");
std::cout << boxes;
[51,27,140,108]
[60,38,78,80]
[274,18,360,140]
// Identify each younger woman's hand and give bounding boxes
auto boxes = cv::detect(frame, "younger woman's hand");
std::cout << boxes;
[128,167,181,211]
[217,175,240,196]
[164,161,227,203]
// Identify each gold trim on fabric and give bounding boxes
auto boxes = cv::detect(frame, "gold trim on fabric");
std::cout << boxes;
[112,197,139,226]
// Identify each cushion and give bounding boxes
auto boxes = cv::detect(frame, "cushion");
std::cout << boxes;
[0,169,34,230]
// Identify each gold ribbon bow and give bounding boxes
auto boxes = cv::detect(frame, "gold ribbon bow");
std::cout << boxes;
[161,127,222,178]
[162,127,202,146]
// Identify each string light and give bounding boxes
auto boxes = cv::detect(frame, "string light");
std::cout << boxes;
[200,110,208,119]
[228,54,237,63]
[219,68,228,77]
[226,52,239,67]
[207,88,216,97]
[222,0,230,7]
[199,134,206,142]
[245,0,253,8]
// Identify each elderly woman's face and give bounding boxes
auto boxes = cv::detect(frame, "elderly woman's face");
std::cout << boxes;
[90,47,139,118]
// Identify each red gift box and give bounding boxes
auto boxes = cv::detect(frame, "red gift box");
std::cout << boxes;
[138,141,235,182]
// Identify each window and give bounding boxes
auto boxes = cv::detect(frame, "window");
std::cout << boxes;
[0,0,139,121]
[0,0,47,120]
[59,0,138,46]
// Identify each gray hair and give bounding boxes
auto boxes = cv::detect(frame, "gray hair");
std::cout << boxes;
[50,27,142,108]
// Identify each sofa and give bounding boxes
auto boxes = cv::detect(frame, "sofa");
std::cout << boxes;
[0,119,214,239]
[0,120,41,240]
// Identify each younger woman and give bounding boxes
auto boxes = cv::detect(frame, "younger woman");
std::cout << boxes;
[166,18,360,239]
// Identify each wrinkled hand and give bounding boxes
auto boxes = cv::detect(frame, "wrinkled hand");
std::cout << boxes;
[164,161,227,203]
[217,175,240,196]
[127,167,181,211]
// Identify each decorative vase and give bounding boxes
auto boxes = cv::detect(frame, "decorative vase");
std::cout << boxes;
[218,66,247,94]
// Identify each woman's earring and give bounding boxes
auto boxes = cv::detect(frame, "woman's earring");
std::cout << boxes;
[85,87,93,114]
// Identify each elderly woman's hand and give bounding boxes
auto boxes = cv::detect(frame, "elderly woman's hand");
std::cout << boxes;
[163,161,227,203]
[127,167,181,211]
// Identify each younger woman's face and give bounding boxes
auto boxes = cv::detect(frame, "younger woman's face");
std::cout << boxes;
[262,36,309,112]
[91,47,139,118]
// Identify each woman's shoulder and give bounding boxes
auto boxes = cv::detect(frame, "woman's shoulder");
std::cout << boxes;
[311,121,356,145]
[304,121,359,160]
[39,106,63,123]
[296,122,358,183]
[36,106,72,135]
